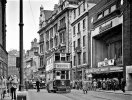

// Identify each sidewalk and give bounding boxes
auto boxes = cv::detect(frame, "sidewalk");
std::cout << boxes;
[97,89,132,95]
[72,89,132,95]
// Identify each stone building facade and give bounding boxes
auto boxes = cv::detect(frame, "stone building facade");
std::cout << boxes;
[24,38,40,81]
[0,0,8,78]
[38,0,79,78]
[71,0,98,81]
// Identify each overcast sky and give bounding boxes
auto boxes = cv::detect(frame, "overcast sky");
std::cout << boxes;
[6,0,59,52]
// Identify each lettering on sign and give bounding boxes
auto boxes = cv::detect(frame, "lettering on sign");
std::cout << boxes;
[99,21,112,33]
[55,63,70,69]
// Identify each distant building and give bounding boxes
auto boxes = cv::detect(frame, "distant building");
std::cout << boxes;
[24,38,40,80]
[8,50,21,78]
[0,0,8,78]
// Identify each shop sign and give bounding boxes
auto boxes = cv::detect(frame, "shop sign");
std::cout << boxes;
[110,67,123,72]
[55,63,70,69]
[99,21,112,33]
[100,67,109,72]
[98,59,115,67]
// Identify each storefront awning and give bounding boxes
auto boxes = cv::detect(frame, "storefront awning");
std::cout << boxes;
[86,66,123,74]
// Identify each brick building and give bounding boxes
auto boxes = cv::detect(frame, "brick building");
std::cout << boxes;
[86,0,132,90]
[0,0,8,78]
[71,0,98,81]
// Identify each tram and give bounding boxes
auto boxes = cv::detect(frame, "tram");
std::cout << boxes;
[46,52,71,93]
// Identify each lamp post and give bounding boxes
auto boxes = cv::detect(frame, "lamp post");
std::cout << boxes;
[19,0,24,91]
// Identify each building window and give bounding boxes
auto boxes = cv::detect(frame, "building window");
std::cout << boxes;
[60,32,65,43]
[78,23,80,33]
[54,36,58,46]
[104,9,109,16]
[74,9,76,19]
[40,34,44,42]
[73,26,76,35]
[74,56,76,66]
[78,53,81,65]
[40,57,43,67]
[50,28,53,38]
[83,2,85,11]
[46,31,49,41]
[40,44,43,53]
[46,41,49,51]
[78,38,81,47]
[110,5,116,12]
[73,41,76,50]
[83,52,86,64]
[50,39,53,49]
[97,12,103,20]
[54,24,58,34]
[83,35,86,47]
[83,19,86,30]
[78,6,80,15]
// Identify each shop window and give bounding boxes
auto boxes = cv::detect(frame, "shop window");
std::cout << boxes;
[104,9,109,16]
[110,5,116,13]
[97,12,103,20]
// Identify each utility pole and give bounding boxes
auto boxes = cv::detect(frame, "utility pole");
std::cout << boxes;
[19,0,24,91]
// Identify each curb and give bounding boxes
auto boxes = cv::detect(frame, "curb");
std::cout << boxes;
[96,90,132,95]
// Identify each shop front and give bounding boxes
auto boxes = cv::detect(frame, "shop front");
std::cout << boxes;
[86,66,123,83]
[126,66,132,91]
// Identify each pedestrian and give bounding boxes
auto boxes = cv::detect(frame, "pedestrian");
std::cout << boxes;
[82,80,88,94]
[10,75,18,100]
[121,78,126,93]
[36,79,40,92]
[93,79,97,91]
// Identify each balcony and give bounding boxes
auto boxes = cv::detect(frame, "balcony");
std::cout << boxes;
[75,46,82,53]
[58,23,66,32]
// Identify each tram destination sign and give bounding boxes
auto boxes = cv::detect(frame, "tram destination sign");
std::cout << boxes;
[55,63,70,69]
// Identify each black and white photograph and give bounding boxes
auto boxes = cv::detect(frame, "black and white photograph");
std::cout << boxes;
[0,0,132,100]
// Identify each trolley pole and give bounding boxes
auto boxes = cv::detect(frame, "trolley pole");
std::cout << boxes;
[19,0,24,91]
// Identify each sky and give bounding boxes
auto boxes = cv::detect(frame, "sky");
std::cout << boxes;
[6,0,59,52]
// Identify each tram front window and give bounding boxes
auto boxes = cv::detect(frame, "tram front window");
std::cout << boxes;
[61,71,65,79]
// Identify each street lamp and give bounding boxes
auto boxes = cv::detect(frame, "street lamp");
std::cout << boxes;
[19,0,24,91]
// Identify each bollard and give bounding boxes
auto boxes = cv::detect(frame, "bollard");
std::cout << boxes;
[17,91,27,100]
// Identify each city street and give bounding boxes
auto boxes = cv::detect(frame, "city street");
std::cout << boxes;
[28,89,132,100]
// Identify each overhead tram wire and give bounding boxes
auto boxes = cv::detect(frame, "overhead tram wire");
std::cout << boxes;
[28,0,37,28]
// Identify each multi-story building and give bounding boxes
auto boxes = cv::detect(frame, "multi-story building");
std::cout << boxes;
[24,38,40,81]
[38,0,79,77]
[0,0,8,78]
[8,50,19,78]
[87,0,132,90]
[71,0,99,81]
